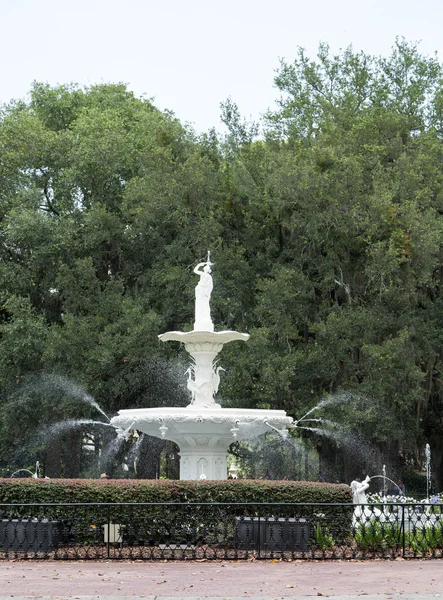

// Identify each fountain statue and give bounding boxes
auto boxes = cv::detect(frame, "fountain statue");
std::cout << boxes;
[350,473,402,526]
[350,475,380,526]
[193,256,214,332]
[350,475,371,505]
[111,255,294,479]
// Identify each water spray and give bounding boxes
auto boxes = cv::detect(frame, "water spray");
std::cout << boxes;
[265,421,289,440]
[425,442,431,501]
[114,422,135,441]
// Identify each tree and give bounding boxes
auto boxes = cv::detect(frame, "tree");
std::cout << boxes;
[2,41,443,487]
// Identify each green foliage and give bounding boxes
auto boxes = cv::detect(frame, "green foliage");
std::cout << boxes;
[354,522,402,553]
[402,467,428,498]
[1,42,443,486]
[0,478,351,505]
[313,522,336,550]
[231,434,320,481]
[407,522,443,554]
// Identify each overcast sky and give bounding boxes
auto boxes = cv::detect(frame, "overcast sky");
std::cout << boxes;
[2,0,443,132]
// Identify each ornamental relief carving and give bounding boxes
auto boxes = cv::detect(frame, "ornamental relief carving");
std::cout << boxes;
[119,413,292,428]
[186,342,224,353]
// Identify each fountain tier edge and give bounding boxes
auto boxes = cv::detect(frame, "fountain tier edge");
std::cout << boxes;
[111,407,294,480]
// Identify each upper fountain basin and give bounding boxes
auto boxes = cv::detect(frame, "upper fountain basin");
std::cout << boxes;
[158,330,250,344]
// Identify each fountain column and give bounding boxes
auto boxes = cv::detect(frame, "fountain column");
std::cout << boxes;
[158,255,250,479]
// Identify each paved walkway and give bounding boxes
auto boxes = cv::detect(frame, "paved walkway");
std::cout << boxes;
[0,560,442,599]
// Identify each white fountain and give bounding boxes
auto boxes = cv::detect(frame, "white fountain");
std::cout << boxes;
[111,254,294,480]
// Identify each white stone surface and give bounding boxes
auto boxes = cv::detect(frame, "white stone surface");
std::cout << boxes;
[193,261,214,332]
[158,330,249,409]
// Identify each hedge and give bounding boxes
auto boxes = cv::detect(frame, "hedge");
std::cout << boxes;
[0,480,354,547]
[0,478,352,505]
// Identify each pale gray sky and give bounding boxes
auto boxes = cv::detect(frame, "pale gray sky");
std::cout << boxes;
[1,0,443,132]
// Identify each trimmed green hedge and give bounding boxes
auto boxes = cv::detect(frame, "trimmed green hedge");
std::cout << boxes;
[0,480,353,549]
[0,478,352,505]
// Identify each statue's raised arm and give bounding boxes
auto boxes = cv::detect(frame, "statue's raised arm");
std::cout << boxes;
[193,262,207,276]
[350,475,371,504]
[193,257,214,332]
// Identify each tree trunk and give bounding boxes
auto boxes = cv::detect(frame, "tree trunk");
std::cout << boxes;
[63,430,82,478]
[317,439,340,482]
[136,436,165,479]
[44,437,62,478]
[163,441,180,480]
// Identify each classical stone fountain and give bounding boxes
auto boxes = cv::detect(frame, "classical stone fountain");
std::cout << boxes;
[111,255,293,480]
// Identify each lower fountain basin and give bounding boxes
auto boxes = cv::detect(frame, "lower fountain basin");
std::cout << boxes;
[111,406,293,444]
[111,407,294,480]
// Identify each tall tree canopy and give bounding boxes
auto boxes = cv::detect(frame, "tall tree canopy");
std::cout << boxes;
[1,41,443,487]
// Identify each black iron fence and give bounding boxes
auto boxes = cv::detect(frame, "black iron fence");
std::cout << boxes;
[1,502,442,560]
